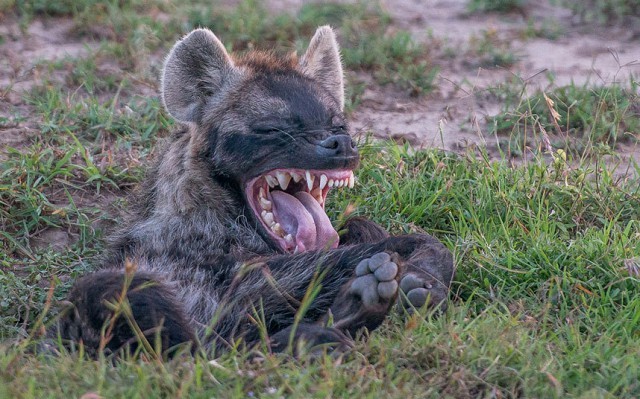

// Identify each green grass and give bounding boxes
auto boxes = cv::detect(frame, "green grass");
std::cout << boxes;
[563,0,640,25]
[520,18,564,40]
[188,0,437,96]
[491,82,640,157]
[467,29,519,68]
[2,142,640,397]
[6,0,437,101]
[467,0,528,13]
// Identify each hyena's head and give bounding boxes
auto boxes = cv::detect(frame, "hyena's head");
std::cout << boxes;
[161,26,358,254]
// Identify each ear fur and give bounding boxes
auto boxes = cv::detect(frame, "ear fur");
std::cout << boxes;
[161,28,237,123]
[299,26,345,111]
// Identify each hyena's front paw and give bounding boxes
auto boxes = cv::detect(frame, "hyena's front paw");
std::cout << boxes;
[350,252,399,306]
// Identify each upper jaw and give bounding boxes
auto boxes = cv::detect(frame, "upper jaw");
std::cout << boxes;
[245,168,355,253]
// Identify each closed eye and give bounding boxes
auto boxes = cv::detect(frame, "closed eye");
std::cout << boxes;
[331,125,347,134]
[254,127,288,135]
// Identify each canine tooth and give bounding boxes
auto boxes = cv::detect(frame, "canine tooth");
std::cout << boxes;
[265,175,277,188]
[272,223,284,236]
[305,171,314,191]
[263,211,274,225]
[293,245,300,254]
[259,197,272,210]
[276,171,291,190]
[291,172,302,183]
[319,174,327,190]
[348,173,355,188]
[328,179,334,188]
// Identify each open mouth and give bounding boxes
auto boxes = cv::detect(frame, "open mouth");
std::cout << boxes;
[246,169,355,253]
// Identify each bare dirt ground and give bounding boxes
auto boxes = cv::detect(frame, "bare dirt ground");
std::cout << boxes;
[350,0,640,161]
[1,0,639,158]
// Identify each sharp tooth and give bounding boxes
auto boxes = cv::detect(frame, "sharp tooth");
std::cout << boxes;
[319,174,327,190]
[284,234,293,244]
[272,223,284,236]
[343,178,349,187]
[265,175,277,188]
[348,173,355,188]
[262,211,274,225]
[305,171,314,191]
[291,172,302,183]
[276,171,291,190]
[311,187,322,200]
[260,197,272,210]
[328,179,334,188]
[259,187,266,199]
[293,245,300,254]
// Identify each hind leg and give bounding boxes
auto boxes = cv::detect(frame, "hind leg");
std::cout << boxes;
[54,269,195,356]
[338,216,389,246]
[339,217,454,313]
[265,251,400,354]
[392,235,454,313]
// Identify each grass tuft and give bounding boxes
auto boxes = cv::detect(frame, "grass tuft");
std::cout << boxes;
[467,0,528,13]
[491,82,640,157]
[563,0,640,25]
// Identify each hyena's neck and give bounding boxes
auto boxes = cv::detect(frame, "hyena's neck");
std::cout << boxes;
[152,131,239,217]
[103,128,273,267]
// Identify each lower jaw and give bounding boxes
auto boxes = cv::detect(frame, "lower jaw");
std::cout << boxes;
[245,168,355,253]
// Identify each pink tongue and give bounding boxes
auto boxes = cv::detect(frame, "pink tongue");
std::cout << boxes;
[270,191,339,251]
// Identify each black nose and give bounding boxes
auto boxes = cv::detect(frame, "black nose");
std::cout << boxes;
[318,135,358,158]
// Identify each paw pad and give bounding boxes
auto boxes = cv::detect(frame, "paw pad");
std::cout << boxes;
[351,252,398,306]
[400,273,435,309]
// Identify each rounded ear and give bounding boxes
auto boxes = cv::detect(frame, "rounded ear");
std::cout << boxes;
[299,26,345,111]
[161,28,237,123]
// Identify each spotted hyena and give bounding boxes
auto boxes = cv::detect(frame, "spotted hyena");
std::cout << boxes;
[54,26,454,355]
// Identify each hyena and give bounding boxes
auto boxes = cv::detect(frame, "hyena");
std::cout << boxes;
[54,26,454,355]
